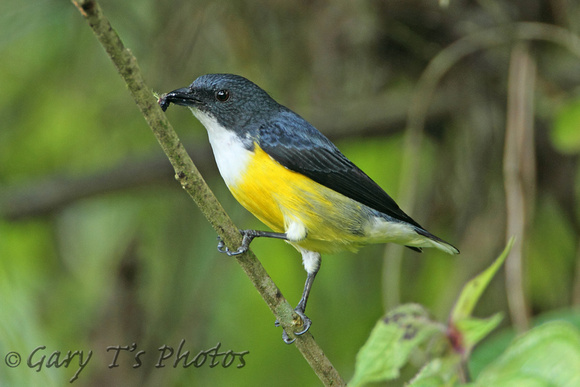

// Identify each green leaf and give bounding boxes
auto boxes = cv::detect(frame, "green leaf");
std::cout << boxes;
[469,309,580,378]
[408,356,463,387]
[450,238,514,322]
[474,321,580,387]
[552,98,580,154]
[453,313,503,353]
[350,304,445,387]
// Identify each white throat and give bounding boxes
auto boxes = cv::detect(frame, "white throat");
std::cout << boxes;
[190,109,252,188]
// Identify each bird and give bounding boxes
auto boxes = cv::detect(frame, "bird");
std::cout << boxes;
[159,73,459,344]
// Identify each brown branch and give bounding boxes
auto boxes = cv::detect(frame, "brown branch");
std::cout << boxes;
[0,92,455,221]
[70,0,344,385]
[0,145,213,220]
[0,155,174,219]
[503,43,535,331]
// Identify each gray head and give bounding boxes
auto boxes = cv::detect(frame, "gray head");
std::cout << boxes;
[159,74,281,130]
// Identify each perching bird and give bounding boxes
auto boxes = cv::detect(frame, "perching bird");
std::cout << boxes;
[159,74,459,344]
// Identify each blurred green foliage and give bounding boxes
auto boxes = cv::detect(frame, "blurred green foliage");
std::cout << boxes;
[553,97,580,154]
[1,0,580,386]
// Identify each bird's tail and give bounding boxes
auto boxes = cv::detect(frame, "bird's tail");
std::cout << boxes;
[415,228,460,255]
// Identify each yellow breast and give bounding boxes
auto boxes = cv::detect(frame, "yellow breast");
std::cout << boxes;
[228,144,305,233]
[228,144,372,253]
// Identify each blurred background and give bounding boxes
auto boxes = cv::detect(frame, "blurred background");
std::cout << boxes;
[1,0,580,385]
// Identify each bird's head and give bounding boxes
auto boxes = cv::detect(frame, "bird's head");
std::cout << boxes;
[159,74,279,130]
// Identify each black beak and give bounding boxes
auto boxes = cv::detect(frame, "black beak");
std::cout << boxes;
[158,87,201,112]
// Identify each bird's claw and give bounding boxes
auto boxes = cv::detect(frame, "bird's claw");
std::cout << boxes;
[216,235,248,256]
[275,309,312,344]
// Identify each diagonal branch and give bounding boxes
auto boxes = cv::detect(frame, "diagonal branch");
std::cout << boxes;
[70,0,344,385]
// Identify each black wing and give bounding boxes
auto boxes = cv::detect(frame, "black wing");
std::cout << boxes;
[258,111,423,230]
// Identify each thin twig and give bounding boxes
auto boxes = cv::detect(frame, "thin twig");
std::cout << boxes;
[383,21,580,311]
[70,0,345,385]
[503,43,535,331]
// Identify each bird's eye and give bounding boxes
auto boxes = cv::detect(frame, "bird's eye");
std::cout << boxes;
[216,89,230,102]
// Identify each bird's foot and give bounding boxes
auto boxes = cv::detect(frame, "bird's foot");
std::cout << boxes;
[216,231,256,256]
[217,229,288,256]
[274,308,312,344]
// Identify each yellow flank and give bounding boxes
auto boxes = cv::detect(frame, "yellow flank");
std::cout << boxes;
[228,144,374,253]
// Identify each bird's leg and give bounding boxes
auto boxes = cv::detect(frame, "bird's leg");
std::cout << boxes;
[275,251,320,344]
[216,229,287,256]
